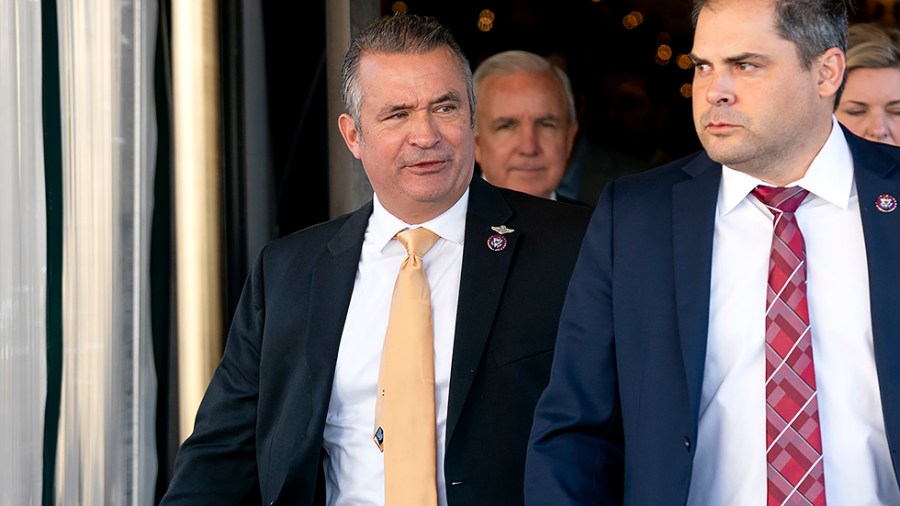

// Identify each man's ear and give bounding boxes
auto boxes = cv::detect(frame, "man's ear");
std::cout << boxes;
[338,113,362,159]
[474,132,483,164]
[817,47,846,99]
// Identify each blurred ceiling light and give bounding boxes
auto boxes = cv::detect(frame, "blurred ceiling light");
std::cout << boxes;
[391,1,408,14]
[677,54,693,69]
[478,10,495,32]
[680,83,693,98]
[657,44,673,60]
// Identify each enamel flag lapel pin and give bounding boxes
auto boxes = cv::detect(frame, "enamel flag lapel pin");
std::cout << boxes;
[876,194,897,213]
[487,225,514,251]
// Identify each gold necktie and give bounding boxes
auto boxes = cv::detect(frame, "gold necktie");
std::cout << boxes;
[374,227,440,506]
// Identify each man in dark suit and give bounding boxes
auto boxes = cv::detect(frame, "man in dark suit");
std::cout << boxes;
[161,13,590,506]
[525,0,900,504]
[472,50,587,206]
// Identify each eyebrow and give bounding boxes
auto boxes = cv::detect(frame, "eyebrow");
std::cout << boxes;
[376,91,463,117]
[842,99,900,107]
[688,52,770,66]
[491,113,561,123]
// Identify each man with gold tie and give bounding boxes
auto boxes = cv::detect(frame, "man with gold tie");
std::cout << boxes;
[161,13,591,506]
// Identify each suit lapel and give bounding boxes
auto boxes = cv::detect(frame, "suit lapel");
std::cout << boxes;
[271,203,371,502]
[672,154,721,431]
[445,178,516,444]
[305,203,372,399]
[847,134,900,469]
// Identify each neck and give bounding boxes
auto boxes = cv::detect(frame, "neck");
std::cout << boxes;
[737,115,834,187]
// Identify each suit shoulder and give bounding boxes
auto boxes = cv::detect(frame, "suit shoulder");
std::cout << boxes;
[256,206,367,266]
[601,150,714,201]
[499,187,593,227]
[866,138,900,164]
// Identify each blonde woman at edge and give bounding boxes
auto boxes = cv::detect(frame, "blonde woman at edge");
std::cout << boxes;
[836,22,900,146]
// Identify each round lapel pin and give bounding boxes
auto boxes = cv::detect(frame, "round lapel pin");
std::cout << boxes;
[876,194,897,213]
[487,234,507,252]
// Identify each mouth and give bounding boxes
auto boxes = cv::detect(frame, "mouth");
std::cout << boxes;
[405,159,448,174]
[705,121,741,134]
[511,165,545,173]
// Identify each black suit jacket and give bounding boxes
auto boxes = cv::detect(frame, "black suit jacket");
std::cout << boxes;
[161,176,592,505]
[525,127,900,504]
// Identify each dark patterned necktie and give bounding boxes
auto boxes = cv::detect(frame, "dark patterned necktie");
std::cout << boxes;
[751,186,826,506]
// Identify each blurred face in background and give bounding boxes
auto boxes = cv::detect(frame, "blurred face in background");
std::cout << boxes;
[836,67,900,146]
[475,70,578,199]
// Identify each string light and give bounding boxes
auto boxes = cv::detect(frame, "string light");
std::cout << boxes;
[478,9,495,32]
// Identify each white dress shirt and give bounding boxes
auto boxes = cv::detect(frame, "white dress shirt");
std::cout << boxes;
[322,190,468,506]
[688,118,900,505]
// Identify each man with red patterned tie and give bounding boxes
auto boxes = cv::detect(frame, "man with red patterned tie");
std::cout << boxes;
[525,0,900,504]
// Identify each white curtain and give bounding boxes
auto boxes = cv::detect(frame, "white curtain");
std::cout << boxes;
[53,1,159,504]
[0,1,48,504]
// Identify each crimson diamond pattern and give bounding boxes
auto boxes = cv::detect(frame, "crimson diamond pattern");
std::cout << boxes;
[752,186,826,506]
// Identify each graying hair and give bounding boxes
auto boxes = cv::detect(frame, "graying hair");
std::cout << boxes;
[340,13,475,129]
[472,50,578,129]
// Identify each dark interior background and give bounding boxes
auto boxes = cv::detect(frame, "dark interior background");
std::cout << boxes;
[393,0,703,170]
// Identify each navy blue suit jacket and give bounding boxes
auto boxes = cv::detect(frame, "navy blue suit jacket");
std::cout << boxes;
[161,176,591,505]
[525,128,900,505]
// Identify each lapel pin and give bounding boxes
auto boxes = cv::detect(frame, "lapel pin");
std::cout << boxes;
[487,225,514,251]
[876,194,897,213]
[487,234,507,252]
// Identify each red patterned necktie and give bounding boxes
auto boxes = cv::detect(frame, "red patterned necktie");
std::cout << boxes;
[752,186,825,506]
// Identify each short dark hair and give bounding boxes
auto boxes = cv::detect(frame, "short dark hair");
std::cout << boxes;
[691,0,850,69]
[340,13,476,128]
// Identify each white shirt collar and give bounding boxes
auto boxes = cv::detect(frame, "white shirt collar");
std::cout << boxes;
[370,190,469,253]
[719,116,854,215]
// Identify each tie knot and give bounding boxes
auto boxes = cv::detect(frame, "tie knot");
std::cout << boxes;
[396,227,440,258]
[751,186,808,214]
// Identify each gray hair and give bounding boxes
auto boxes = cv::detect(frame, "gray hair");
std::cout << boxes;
[691,0,850,69]
[340,13,476,129]
[472,50,578,129]
[846,22,900,72]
